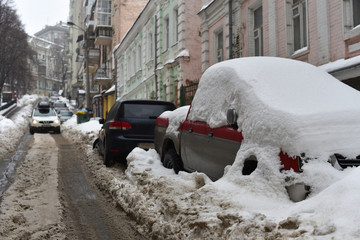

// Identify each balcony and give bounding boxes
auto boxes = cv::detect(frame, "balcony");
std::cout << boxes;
[88,49,100,65]
[94,26,112,45]
[94,67,112,86]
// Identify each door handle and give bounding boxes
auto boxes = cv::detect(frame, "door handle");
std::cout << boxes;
[208,132,213,137]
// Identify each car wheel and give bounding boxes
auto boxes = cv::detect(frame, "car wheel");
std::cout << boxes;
[104,141,114,167]
[30,128,34,135]
[163,148,183,174]
[56,127,61,134]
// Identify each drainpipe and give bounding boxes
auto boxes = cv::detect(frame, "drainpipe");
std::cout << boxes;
[154,15,158,100]
[114,52,117,100]
[229,0,233,59]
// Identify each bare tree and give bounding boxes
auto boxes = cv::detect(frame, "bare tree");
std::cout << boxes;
[0,0,35,96]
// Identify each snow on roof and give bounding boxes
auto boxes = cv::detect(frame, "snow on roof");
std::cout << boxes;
[189,57,360,158]
[199,0,216,13]
[176,49,190,59]
[318,55,360,73]
[105,85,115,94]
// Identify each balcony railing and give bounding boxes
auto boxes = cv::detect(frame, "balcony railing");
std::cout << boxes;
[94,67,112,86]
[88,49,100,65]
[94,26,112,45]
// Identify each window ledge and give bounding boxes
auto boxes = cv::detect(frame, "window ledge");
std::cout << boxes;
[291,47,309,59]
[344,25,360,40]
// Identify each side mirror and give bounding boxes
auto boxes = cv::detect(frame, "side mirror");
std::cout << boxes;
[227,108,238,126]
[99,118,104,124]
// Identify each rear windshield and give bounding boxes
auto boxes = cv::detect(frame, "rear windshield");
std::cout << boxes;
[60,111,73,116]
[122,103,174,119]
[34,109,57,117]
[54,102,66,107]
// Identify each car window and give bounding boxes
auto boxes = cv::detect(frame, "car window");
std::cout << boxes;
[54,102,66,107]
[122,103,174,119]
[34,109,57,117]
[60,111,73,116]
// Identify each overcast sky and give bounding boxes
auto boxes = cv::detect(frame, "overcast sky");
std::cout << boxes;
[13,0,69,35]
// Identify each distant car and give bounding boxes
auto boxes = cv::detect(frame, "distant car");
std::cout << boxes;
[49,96,60,106]
[29,104,61,134]
[59,110,73,123]
[93,99,176,166]
[154,57,360,201]
[53,101,68,114]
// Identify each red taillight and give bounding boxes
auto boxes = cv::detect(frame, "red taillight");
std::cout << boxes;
[155,117,169,127]
[279,151,301,172]
[109,121,132,130]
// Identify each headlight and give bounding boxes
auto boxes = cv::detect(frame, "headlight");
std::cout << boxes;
[32,119,39,124]
[54,119,60,124]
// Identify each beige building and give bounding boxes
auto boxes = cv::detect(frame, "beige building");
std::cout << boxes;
[29,23,69,96]
[68,0,147,112]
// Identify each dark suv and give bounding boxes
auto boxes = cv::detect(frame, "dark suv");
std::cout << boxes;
[94,99,176,166]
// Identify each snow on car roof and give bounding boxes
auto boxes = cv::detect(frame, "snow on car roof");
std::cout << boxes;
[189,57,360,158]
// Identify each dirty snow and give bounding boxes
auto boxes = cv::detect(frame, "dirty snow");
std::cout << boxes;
[0,134,65,239]
[58,116,360,239]
[0,95,39,156]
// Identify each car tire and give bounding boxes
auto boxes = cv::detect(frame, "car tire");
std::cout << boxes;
[104,141,114,167]
[30,128,34,135]
[56,127,61,134]
[163,148,183,174]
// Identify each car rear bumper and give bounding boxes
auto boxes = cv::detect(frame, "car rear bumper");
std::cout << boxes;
[107,135,154,156]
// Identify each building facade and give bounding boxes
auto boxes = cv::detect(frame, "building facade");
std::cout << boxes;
[199,0,360,90]
[114,0,202,106]
[28,22,69,96]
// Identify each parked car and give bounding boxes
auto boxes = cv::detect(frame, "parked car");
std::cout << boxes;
[93,100,176,166]
[154,57,360,201]
[53,101,69,114]
[49,96,60,106]
[29,103,61,134]
[59,109,73,123]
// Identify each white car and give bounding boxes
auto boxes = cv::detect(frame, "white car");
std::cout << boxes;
[30,103,61,134]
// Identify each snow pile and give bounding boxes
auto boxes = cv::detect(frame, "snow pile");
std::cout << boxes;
[0,94,39,155]
[61,116,102,145]
[159,105,190,138]
[60,118,360,238]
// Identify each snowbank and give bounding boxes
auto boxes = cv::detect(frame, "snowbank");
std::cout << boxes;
[60,110,360,239]
[0,95,39,156]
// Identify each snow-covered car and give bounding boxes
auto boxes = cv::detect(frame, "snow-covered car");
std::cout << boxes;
[29,105,61,134]
[155,57,360,201]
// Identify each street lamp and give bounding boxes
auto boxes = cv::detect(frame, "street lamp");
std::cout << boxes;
[67,21,91,109]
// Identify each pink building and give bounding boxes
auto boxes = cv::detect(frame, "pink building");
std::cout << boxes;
[199,0,360,90]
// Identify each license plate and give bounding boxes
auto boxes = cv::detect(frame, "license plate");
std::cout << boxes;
[138,143,154,149]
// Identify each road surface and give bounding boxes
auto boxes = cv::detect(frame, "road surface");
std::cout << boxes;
[0,133,145,239]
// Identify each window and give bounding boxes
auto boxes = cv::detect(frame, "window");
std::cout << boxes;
[137,44,142,70]
[292,0,307,51]
[253,6,263,56]
[148,32,153,60]
[97,0,112,26]
[344,0,360,36]
[174,8,179,43]
[164,16,169,50]
[353,0,360,27]
[215,30,223,63]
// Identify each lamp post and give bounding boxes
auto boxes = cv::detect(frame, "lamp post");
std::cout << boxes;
[67,21,91,109]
